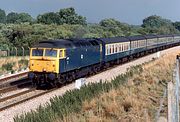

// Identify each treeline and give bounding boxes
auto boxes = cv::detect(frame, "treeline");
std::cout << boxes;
[0,7,180,50]
[0,7,86,25]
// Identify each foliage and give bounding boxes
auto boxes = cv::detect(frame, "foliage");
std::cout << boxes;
[18,59,28,66]
[2,62,14,71]
[17,13,33,23]
[14,65,142,122]
[0,9,6,23]
[173,22,180,31]
[142,15,179,34]
[6,12,33,24]
[37,7,87,25]
[142,15,171,28]
[58,7,86,25]
[37,12,61,25]
[0,8,179,51]
[99,18,131,36]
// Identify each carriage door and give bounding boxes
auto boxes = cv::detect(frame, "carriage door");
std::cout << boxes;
[100,44,102,62]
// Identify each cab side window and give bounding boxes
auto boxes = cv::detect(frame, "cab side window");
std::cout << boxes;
[59,50,63,58]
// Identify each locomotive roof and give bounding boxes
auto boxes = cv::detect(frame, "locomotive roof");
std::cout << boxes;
[33,39,74,48]
[33,38,101,48]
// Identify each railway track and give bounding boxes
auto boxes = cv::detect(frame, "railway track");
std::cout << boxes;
[0,70,60,112]
[0,81,32,94]
[0,71,31,95]
[0,87,57,111]
[0,71,28,84]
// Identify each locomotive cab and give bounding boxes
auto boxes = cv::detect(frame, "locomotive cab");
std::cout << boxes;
[28,48,66,84]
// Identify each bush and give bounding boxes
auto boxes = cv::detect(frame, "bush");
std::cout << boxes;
[2,62,14,71]
[18,59,28,66]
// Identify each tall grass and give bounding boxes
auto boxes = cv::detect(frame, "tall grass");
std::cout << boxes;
[0,56,29,75]
[58,53,176,122]
[14,65,142,122]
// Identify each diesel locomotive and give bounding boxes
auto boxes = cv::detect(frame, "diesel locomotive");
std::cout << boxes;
[28,35,180,86]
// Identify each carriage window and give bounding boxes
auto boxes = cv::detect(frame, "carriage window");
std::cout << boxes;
[132,42,134,48]
[32,49,43,56]
[125,43,128,51]
[115,45,118,53]
[109,45,111,54]
[112,45,115,54]
[124,44,126,51]
[108,45,111,54]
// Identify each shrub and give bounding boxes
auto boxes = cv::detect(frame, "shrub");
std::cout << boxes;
[2,62,14,71]
[18,59,28,68]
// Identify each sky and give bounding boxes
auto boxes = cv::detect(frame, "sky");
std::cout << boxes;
[0,0,180,25]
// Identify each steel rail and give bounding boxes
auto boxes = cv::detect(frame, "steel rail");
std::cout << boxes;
[0,72,28,83]
[0,81,32,94]
[0,88,57,112]
[0,88,36,103]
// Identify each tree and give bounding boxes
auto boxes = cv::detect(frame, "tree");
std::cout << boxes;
[6,12,19,23]
[142,15,178,34]
[58,7,87,25]
[99,18,120,28]
[37,12,61,24]
[6,12,33,23]
[173,22,180,31]
[142,15,172,28]
[37,7,87,25]
[18,13,33,23]
[0,9,6,23]
[99,18,130,36]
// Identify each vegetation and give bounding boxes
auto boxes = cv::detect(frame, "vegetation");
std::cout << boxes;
[2,62,14,72]
[0,9,6,23]
[0,57,28,75]
[61,53,176,121]
[14,65,142,122]
[37,7,86,25]
[6,12,33,24]
[142,15,178,34]
[0,7,179,50]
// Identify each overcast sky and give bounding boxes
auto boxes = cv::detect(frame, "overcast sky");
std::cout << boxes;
[0,0,180,25]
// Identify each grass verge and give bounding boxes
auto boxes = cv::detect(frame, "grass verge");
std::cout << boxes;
[0,56,28,75]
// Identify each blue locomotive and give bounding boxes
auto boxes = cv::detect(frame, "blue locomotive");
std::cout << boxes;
[28,35,180,86]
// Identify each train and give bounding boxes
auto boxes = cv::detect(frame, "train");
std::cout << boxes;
[28,34,180,87]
